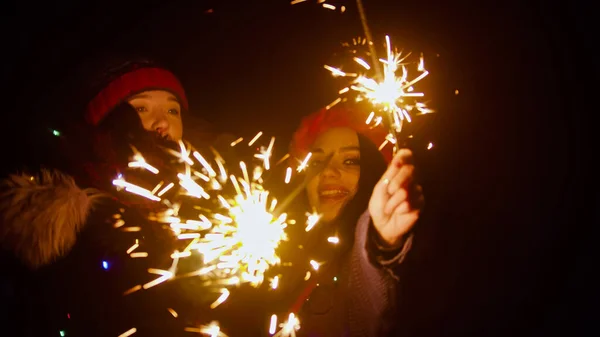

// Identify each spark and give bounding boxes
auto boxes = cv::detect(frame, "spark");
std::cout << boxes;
[168,308,178,318]
[128,149,159,174]
[185,321,228,337]
[269,314,278,334]
[284,167,292,184]
[305,211,321,232]
[309,260,321,271]
[297,153,312,172]
[248,131,263,146]
[427,142,434,150]
[210,289,230,309]
[230,137,243,146]
[118,328,137,337]
[327,236,339,244]
[270,275,280,289]
[126,239,140,254]
[273,313,301,337]
[130,252,148,258]
[123,285,142,295]
[113,176,161,201]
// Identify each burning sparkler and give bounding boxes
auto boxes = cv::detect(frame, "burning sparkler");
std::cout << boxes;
[324,35,433,147]
[113,134,320,306]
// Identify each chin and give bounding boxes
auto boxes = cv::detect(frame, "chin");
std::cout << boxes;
[319,209,342,223]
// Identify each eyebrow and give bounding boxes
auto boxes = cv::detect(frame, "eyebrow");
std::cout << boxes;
[167,96,180,103]
[311,145,360,154]
[128,93,150,100]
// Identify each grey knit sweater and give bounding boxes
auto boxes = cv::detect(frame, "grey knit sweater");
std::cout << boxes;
[298,210,413,337]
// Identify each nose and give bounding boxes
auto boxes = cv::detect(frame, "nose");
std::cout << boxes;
[151,111,170,136]
[320,161,341,179]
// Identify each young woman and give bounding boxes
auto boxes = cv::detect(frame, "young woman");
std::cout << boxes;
[0,55,205,336]
[287,104,425,336]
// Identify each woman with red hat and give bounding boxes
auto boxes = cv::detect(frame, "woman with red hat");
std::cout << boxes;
[0,55,213,336]
[283,103,425,336]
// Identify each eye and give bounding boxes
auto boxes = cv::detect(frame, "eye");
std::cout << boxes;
[168,108,180,115]
[343,157,360,166]
[309,160,324,168]
[135,106,147,113]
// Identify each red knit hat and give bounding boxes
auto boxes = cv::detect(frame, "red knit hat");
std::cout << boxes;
[290,104,393,163]
[85,66,189,126]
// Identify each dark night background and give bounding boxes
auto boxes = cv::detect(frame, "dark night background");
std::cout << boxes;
[0,0,593,336]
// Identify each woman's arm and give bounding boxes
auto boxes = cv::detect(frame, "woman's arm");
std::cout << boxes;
[346,210,413,337]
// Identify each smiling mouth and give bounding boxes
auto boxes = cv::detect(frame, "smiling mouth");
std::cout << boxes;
[318,190,349,204]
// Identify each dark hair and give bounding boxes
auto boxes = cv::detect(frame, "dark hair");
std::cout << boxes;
[333,133,388,249]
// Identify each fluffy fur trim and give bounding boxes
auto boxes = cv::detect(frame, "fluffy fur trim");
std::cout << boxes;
[0,169,101,269]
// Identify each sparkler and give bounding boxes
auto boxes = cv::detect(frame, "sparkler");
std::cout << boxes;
[112,134,320,306]
[324,35,433,148]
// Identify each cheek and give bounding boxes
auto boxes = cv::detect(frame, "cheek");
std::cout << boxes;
[344,171,360,198]
[169,116,184,139]
[137,112,155,131]
[306,177,319,208]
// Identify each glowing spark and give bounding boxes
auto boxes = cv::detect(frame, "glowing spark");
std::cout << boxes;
[123,285,142,295]
[210,288,230,309]
[309,260,321,271]
[126,240,139,254]
[353,57,370,70]
[271,275,280,289]
[113,176,161,201]
[230,137,243,146]
[427,142,434,150]
[304,271,311,280]
[284,167,292,184]
[168,308,178,318]
[122,226,141,232]
[143,268,174,290]
[193,151,218,177]
[269,314,278,334]
[128,151,159,174]
[113,219,125,228]
[325,97,342,110]
[130,252,148,258]
[157,182,175,197]
[185,321,228,337]
[273,313,301,337]
[254,137,276,170]
[118,328,137,337]
[327,236,339,244]
[305,211,321,232]
[248,132,263,146]
[322,3,335,10]
[297,153,312,172]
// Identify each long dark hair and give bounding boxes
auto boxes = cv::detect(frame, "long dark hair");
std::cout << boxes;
[331,133,388,250]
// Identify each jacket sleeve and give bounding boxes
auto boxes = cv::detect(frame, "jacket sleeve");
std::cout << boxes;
[346,210,413,337]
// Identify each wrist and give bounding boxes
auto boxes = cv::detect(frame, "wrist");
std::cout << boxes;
[369,221,405,251]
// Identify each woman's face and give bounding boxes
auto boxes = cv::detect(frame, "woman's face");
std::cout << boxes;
[306,127,361,223]
[128,90,183,141]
